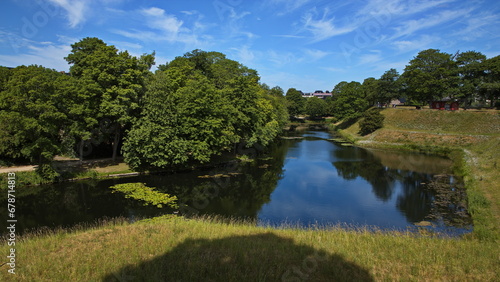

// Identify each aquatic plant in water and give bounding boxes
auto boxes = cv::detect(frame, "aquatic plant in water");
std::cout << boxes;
[109,183,178,208]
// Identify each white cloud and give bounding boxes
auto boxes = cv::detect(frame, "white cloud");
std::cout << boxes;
[230,45,257,66]
[267,50,299,66]
[301,8,356,42]
[113,7,212,47]
[358,50,383,65]
[261,71,330,92]
[0,41,71,70]
[392,35,438,53]
[270,0,312,16]
[321,67,345,72]
[454,12,500,41]
[141,7,184,35]
[357,0,457,17]
[47,0,87,28]
[303,49,330,61]
[391,8,472,39]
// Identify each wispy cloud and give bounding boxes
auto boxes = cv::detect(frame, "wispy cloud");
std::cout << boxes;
[356,0,458,18]
[230,45,258,67]
[0,40,71,70]
[47,0,87,28]
[113,7,212,46]
[267,50,299,66]
[303,48,330,60]
[358,50,383,65]
[453,12,500,41]
[301,8,356,42]
[270,0,312,16]
[392,35,438,53]
[391,8,473,39]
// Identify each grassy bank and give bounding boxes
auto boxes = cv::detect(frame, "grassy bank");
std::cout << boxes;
[1,216,499,281]
[336,108,500,240]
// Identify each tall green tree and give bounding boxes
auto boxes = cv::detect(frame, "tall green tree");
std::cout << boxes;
[331,81,368,119]
[480,55,500,107]
[362,77,378,106]
[0,66,67,177]
[0,66,12,92]
[455,51,486,107]
[377,69,401,105]
[269,86,284,97]
[401,49,458,104]
[285,88,305,116]
[65,37,154,161]
[304,97,327,118]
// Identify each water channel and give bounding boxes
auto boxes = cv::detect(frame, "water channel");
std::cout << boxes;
[2,130,472,236]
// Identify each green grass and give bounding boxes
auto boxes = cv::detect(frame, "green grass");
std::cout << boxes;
[1,215,498,281]
[0,171,51,188]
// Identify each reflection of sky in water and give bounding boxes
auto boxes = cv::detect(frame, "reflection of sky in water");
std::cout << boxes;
[257,130,465,232]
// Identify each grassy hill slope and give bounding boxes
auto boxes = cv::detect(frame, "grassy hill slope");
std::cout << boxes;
[337,108,500,240]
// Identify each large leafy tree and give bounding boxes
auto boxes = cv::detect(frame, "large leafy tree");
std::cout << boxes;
[455,51,486,107]
[362,77,378,106]
[123,50,287,170]
[479,55,500,107]
[285,88,305,116]
[331,81,368,119]
[304,97,327,118]
[377,68,401,105]
[65,37,154,161]
[0,66,12,92]
[402,49,458,104]
[0,66,66,175]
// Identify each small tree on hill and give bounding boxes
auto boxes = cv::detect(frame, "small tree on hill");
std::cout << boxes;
[359,108,384,135]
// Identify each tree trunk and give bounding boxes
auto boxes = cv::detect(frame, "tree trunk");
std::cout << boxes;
[112,128,121,162]
[79,139,85,163]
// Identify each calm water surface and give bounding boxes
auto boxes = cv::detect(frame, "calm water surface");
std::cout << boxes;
[2,130,472,235]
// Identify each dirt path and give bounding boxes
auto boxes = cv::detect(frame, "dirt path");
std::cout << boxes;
[0,165,37,174]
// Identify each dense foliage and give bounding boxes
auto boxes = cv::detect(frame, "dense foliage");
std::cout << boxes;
[0,39,288,175]
[286,49,499,121]
[359,108,385,136]
[122,50,288,170]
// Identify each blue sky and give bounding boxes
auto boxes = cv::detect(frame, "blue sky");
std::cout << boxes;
[1,0,499,92]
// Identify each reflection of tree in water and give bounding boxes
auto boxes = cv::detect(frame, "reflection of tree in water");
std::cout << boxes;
[332,145,472,227]
[395,172,433,223]
[158,140,289,219]
[333,147,396,201]
[1,179,163,235]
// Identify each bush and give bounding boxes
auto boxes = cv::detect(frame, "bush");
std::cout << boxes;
[35,163,60,182]
[359,108,384,135]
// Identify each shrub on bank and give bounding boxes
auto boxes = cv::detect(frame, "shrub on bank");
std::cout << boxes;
[359,108,384,135]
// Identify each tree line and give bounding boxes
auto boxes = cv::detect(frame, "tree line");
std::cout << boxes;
[286,49,500,121]
[0,37,288,178]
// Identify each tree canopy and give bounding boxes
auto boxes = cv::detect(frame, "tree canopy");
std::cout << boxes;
[122,50,288,170]
[0,39,288,178]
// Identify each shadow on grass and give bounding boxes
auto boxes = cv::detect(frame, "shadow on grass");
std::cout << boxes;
[103,233,373,281]
[336,117,359,130]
